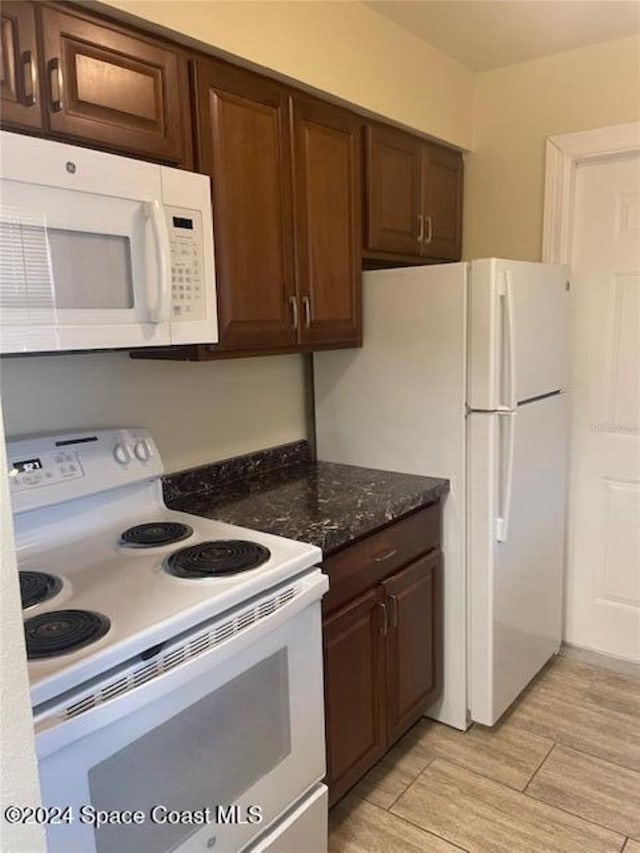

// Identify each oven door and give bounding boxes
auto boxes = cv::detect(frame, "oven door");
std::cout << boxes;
[0,177,172,354]
[35,571,327,853]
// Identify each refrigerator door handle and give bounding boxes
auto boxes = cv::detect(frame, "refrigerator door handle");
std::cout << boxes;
[499,271,517,410]
[496,410,516,543]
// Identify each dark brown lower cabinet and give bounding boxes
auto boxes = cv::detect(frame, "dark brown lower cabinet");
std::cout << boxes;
[322,514,442,807]
[383,554,442,745]
[323,588,386,800]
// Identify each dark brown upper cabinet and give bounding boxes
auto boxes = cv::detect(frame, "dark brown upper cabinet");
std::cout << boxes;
[422,142,464,261]
[365,124,423,256]
[291,96,362,348]
[0,2,464,360]
[365,124,463,263]
[39,5,191,165]
[193,58,296,351]
[1,1,42,131]
[184,64,362,357]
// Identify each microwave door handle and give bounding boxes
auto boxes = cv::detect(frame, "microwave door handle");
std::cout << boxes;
[144,201,172,324]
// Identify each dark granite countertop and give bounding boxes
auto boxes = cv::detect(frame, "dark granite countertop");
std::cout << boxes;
[164,441,448,557]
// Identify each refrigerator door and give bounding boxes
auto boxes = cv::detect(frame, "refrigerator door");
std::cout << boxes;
[467,259,570,410]
[467,393,568,725]
[314,262,469,730]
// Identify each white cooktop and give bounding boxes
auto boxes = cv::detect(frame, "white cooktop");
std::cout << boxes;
[8,429,321,707]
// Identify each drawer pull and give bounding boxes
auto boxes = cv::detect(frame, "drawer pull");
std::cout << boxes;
[373,547,398,563]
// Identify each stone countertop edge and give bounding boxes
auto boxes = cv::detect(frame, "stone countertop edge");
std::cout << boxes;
[163,440,449,557]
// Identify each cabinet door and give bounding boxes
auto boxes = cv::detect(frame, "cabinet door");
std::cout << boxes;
[0,1,42,130]
[422,143,463,261]
[292,97,362,347]
[194,58,296,350]
[39,5,189,164]
[365,124,423,257]
[383,552,442,745]
[323,587,386,806]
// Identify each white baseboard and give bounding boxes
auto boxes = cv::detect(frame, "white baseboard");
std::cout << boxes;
[560,643,640,677]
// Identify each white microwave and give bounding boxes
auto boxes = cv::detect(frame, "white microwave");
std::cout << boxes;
[0,131,217,353]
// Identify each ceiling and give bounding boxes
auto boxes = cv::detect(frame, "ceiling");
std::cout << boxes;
[364,1,640,71]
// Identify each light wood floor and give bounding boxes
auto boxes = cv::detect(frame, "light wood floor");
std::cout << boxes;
[328,654,640,853]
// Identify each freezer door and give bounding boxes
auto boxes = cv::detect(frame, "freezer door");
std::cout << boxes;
[467,393,568,725]
[467,259,570,409]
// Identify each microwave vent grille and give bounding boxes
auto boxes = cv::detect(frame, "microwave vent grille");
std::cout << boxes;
[0,211,54,310]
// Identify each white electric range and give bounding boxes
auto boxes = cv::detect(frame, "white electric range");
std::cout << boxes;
[8,428,328,853]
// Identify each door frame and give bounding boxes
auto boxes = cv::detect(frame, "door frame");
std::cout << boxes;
[542,122,640,262]
[543,122,640,662]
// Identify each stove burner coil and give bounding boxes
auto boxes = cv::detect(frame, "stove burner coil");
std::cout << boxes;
[19,571,63,609]
[24,610,110,659]
[166,540,271,578]
[121,522,193,547]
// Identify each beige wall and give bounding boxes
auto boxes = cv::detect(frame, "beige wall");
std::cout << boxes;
[101,0,474,149]
[1,353,307,473]
[464,35,640,260]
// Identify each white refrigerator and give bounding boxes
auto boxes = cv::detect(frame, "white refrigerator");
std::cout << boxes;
[313,259,570,730]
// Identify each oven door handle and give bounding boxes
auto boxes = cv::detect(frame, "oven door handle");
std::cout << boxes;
[35,569,327,760]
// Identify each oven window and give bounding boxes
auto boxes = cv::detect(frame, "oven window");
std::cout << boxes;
[48,228,134,309]
[88,649,291,853]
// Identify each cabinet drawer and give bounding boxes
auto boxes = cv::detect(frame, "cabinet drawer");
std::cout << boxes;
[322,503,440,615]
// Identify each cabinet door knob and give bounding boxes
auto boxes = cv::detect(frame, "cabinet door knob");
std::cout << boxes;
[425,214,433,245]
[48,58,63,112]
[289,295,298,330]
[388,594,399,629]
[302,295,312,329]
[375,601,388,636]
[22,51,37,107]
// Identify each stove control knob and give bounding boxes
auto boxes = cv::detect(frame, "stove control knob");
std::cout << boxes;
[134,440,151,462]
[114,443,130,465]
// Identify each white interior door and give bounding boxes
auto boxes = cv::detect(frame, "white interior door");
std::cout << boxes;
[565,151,640,662]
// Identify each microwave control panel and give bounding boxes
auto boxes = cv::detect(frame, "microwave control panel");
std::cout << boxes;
[167,207,205,321]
